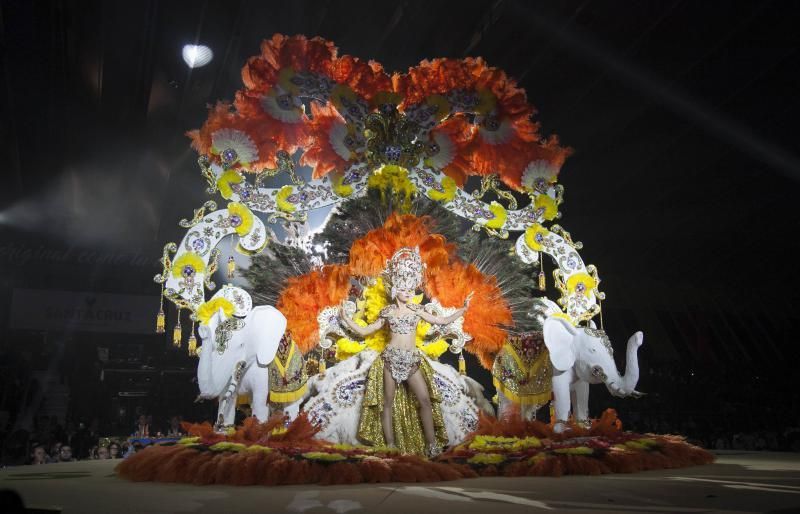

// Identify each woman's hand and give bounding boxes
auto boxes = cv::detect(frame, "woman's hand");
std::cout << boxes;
[338,301,351,323]
[463,292,474,309]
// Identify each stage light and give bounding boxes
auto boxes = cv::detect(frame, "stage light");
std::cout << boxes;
[182,44,213,68]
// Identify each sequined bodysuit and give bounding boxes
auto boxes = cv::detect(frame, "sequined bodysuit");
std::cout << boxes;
[384,313,418,334]
[380,306,422,381]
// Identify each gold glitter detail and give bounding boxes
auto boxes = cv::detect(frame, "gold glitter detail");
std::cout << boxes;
[269,336,308,404]
[357,354,447,456]
[492,338,552,406]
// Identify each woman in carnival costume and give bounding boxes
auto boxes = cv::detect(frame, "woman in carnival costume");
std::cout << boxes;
[339,247,471,457]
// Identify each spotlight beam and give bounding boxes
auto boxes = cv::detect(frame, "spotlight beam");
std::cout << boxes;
[517,4,800,182]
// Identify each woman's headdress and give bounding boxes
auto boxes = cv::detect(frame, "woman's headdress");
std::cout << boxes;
[385,247,425,298]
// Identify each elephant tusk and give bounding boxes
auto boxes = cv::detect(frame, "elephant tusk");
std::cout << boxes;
[629,389,646,398]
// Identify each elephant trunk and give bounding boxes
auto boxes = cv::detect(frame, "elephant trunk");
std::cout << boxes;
[196,319,236,399]
[605,332,644,398]
[621,332,643,395]
[196,330,216,399]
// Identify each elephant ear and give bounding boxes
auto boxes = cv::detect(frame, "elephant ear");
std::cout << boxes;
[543,317,577,371]
[254,306,288,366]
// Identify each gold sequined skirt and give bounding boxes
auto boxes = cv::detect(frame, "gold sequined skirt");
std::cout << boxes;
[357,353,448,456]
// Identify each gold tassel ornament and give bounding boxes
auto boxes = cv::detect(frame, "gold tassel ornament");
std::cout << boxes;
[187,321,198,356]
[156,307,165,334]
[155,285,166,334]
[458,351,466,375]
[318,350,326,374]
[227,256,236,279]
[172,310,182,348]
[538,255,546,291]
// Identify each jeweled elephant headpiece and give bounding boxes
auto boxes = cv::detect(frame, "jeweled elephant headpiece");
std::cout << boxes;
[384,247,425,298]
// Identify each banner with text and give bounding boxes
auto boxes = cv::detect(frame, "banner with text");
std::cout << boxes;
[10,289,158,334]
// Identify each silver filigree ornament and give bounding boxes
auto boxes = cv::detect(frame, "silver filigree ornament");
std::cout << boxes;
[584,327,613,356]
[221,148,238,169]
[214,317,246,354]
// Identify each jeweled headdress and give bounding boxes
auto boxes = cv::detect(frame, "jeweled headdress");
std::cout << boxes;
[385,247,425,298]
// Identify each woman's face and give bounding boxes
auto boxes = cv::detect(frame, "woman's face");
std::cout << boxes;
[396,289,414,303]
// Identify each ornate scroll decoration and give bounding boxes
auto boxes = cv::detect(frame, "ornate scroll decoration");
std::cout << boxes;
[179,200,219,228]
[552,264,604,323]
[549,225,583,250]
[472,220,509,240]
[215,318,246,354]
[204,248,221,291]
[472,174,518,210]
[163,288,198,312]
[255,150,303,187]
[198,155,218,195]
[267,210,308,224]
[154,242,178,284]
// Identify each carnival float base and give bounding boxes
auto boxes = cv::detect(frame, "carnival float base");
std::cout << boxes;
[115,410,713,487]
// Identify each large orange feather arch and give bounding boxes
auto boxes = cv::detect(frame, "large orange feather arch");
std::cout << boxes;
[278,214,512,368]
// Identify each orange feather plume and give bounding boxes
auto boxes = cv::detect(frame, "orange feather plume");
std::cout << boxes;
[298,102,352,179]
[187,102,236,159]
[331,55,392,102]
[186,102,268,170]
[278,214,511,367]
[276,264,351,354]
[425,260,512,367]
[347,214,456,278]
[233,91,311,167]
[340,213,511,368]
[427,115,476,187]
[396,58,478,105]
[241,34,338,93]
[193,35,573,188]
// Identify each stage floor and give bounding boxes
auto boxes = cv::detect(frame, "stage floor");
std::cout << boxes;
[2,451,798,513]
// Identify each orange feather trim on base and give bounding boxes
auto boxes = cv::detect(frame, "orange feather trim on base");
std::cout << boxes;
[116,410,713,486]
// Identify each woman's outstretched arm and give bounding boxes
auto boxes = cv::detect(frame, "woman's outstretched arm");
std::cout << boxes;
[414,292,473,325]
[339,305,385,337]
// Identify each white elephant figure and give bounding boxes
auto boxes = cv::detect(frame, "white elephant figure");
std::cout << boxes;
[542,316,644,433]
[196,305,300,431]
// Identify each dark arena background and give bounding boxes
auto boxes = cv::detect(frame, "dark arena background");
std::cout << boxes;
[0,1,799,513]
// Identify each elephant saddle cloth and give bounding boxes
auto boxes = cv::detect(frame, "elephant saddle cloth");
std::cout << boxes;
[492,331,552,406]
[268,334,308,404]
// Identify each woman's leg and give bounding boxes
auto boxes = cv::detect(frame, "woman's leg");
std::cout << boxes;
[407,369,435,446]
[382,364,398,446]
